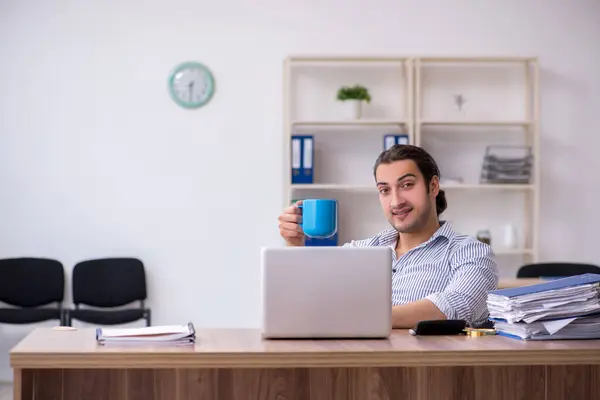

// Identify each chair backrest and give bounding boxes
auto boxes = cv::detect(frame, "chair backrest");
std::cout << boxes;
[0,257,65,307]
[72,257,147,307]
[517,262,600,278]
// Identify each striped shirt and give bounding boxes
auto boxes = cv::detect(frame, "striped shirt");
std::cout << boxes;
[343,221,499,326]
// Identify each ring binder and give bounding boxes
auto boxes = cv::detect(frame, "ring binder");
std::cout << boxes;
[383,134,409,150]
[291,135,314,184]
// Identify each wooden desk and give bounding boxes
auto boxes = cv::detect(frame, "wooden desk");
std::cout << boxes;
[498,278,544,288]
[11,327,600,400]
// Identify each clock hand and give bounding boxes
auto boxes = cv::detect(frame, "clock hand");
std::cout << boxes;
[189,81,196,102]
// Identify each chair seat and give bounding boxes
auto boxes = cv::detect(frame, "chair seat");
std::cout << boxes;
[0,307,62,324]
[68,308,147,325]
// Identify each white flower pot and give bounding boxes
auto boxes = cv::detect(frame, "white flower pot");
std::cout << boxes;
[343,100,363,120]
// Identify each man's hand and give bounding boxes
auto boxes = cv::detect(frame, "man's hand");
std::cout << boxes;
[392,299,446,329]
[278,200,304,247]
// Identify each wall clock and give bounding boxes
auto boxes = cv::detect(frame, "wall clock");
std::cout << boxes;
[168,61,215,109]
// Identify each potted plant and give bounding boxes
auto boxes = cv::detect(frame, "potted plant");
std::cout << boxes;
[337,84,371,119]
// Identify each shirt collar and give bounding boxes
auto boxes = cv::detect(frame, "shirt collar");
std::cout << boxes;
[378,220,455,248]
[434,220,455,241]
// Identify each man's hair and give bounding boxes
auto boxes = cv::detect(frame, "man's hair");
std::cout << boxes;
[373,144,447,216]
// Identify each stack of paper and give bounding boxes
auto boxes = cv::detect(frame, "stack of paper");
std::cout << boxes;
[487,273,600,340]
[493,315,600,340]
[479,145,533,184]
[96,322,196,345]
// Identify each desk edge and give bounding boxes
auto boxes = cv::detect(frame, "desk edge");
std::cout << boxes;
[11,349,600,369]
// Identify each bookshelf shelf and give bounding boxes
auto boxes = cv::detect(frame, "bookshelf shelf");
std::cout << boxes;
[283,55,540,276]
[291,184,375,191]
[441,183,535,190]
[287,55,409,63]
[286,56,410,69]
[290,183,534,192]
[419,120,531,127]
[417,56,535,64]
[292,120,408,127]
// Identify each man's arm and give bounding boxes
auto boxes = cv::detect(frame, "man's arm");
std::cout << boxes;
[392,299,446,328]
[393,240,499,328]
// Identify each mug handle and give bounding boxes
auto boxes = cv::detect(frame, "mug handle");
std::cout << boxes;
[297,203,303,229]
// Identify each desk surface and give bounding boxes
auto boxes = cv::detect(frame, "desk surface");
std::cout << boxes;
[10,327,600,369]
[498,278,544,288]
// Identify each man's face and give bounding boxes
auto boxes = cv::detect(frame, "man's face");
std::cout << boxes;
[375,160,438,233]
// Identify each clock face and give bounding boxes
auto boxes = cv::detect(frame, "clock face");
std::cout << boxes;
[168,62,215,108]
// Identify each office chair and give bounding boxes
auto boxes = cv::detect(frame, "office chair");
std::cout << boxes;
[0,257,66,325]
[65,257,151,326]
[516,262,600,278]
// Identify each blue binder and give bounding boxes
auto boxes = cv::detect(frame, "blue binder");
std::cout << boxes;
[291,136,302,183]
[291,135,314,184]
[383,133,409,150]
[488,273,600,298]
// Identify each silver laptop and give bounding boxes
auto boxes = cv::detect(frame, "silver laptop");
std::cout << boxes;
[260,246,392,339]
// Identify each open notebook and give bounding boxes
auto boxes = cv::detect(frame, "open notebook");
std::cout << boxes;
[96,322,196,345]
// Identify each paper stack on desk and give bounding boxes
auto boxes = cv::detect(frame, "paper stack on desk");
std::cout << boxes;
[96,322,196,345]
[487,273,600,340]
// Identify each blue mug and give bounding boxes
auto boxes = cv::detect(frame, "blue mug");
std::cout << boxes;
[298,199,337,239]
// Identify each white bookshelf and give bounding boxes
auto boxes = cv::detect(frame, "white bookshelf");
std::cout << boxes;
[283,56,413,247]
[414,56,540,277]
[283,55,540,277]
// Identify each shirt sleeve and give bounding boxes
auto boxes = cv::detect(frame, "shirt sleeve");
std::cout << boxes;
[425,239,499,325]
[342,237,376,247]
[342,229,397,248]
[342,239,370,247]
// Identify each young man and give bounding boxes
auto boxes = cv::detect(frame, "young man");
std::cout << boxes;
[278,144,499,329]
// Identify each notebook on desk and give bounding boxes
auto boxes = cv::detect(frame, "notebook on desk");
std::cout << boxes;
[96,322,196,345]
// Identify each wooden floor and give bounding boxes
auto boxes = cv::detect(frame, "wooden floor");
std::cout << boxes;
[0,383,12,400]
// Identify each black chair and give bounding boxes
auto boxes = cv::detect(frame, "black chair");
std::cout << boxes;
[65,257,151,326]
[0,257,66,325]
[517,262,600,278]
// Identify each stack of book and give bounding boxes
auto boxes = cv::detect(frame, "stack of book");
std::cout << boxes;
[96,322,196,345]
[487,274,600,340]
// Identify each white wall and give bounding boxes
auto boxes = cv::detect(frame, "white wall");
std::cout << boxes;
[0,0,599,380]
